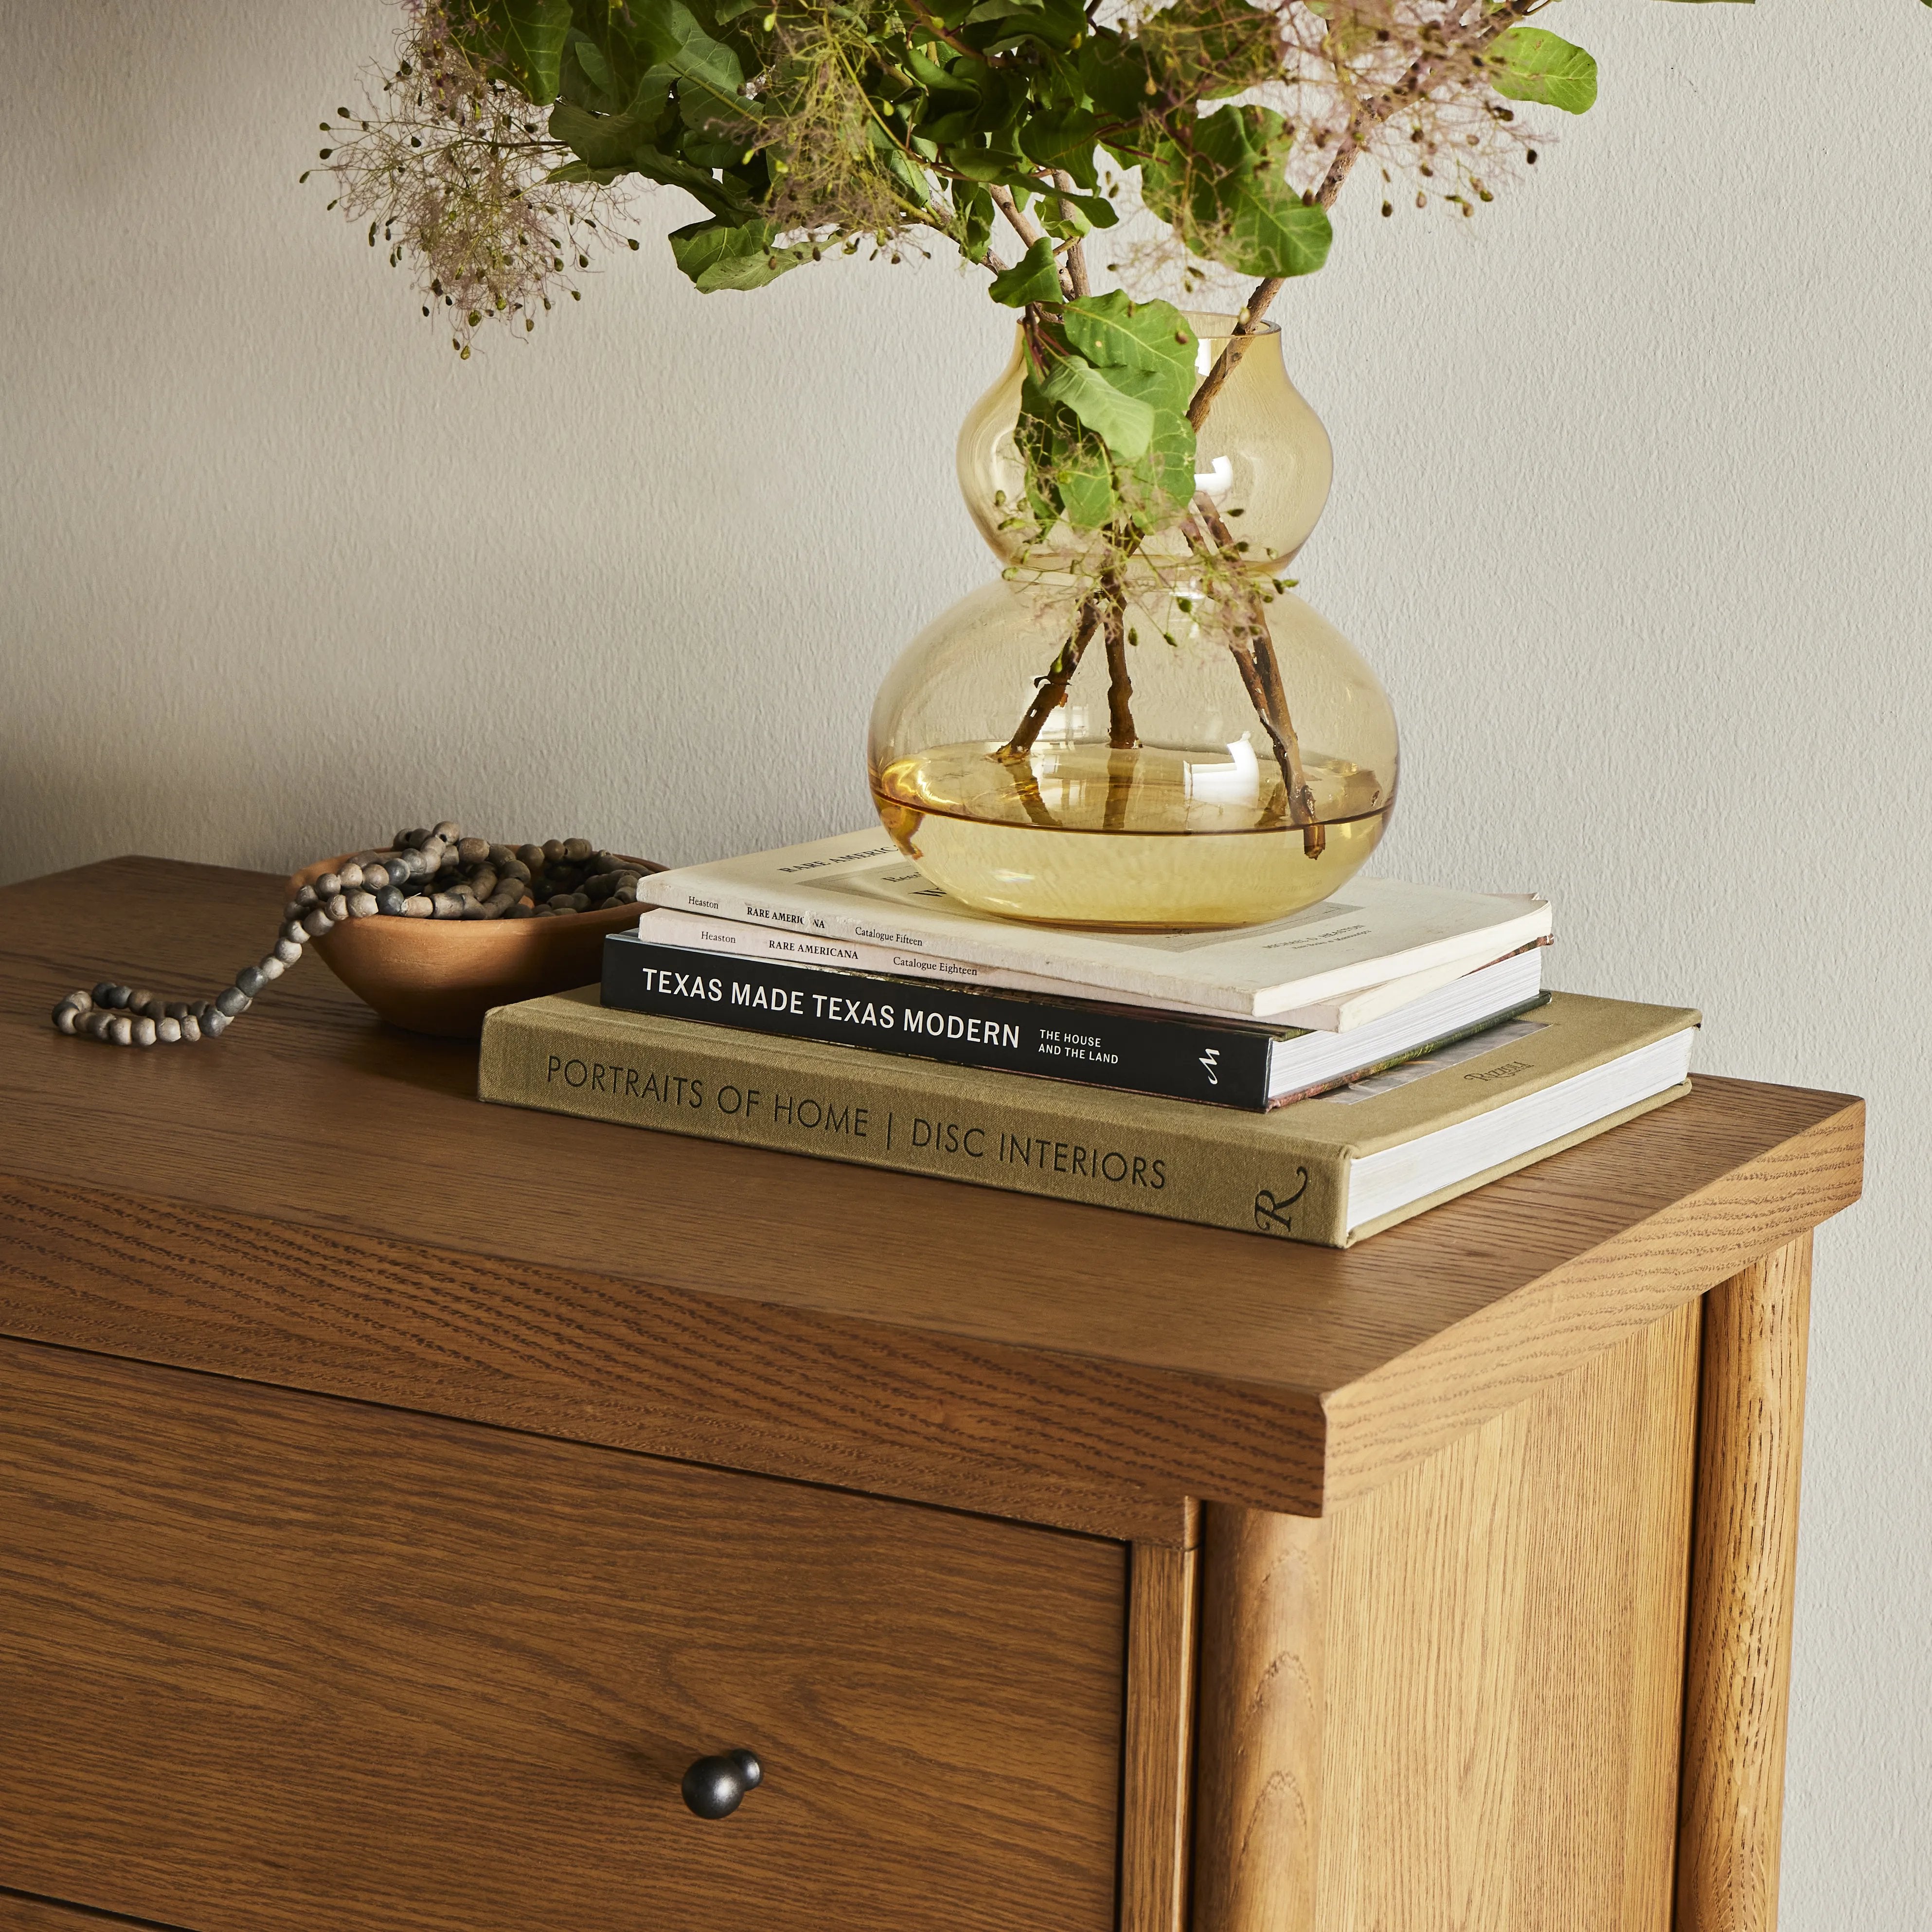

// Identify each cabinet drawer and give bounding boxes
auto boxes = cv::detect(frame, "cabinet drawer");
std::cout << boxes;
[0,1340,1127,1932]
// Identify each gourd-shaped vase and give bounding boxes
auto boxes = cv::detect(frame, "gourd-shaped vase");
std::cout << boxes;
[867,311,1400,930]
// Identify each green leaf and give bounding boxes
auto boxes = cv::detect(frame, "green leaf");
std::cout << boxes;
[1141,106,1332,280]
[1060,293,1195,416]
[1485,26,1599,114]
[1122,406,1199,523]
[548,94,676,172]
[1016,392,1117,529]
[955,181,996,264]
[1019,107,1102,185]
[483,0,572,105]
[1227,181,1331,279]
[632,0,747,125]
[1032,182,1119,235]
[1035,356,1156,460]
[988,237,1065,305]
[569,33,614,93]
[668,217,808,291]
[1139,107,1330,278]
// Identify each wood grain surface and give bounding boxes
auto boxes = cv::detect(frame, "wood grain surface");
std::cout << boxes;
[1191,1506,1328,1932]
[1674,1234,1814,1932]
[0,1893,183,1932]
[0,1337,1127,1932]
[0,859,1864,1523]
[1316,1299,1703,1932]
[1120,1542,1199,1932]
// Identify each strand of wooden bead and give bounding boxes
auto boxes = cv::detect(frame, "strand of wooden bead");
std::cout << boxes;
[51,821,654,1046]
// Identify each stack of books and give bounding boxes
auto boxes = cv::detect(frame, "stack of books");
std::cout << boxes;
[480,831,1699,1247]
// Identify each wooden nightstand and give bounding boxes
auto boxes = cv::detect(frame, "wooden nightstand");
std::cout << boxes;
[0,858,1863,1932]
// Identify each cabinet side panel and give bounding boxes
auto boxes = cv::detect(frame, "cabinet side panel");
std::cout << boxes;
[1673,1233,1813,1932]
[1317,1299,1701,1932]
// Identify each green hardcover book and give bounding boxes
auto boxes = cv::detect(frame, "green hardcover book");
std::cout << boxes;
[478,990,1699,1247]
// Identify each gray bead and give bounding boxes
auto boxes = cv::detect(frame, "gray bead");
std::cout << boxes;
[235,967,266,998]
[432,820,462,843]
[322,894,349,922]
[132,1016,158,1047]
[295,884,318,908]
[302,908,334,937]
[375,886,406,916]
[347,890,378,918]
[180,1014,201,1042]
[257,954,285,982]
[274,938,303,965]
[563,838,592,862]
[315,872,341,899]
[215,986,250,1017]
[402,895,433,918]
[430,893,461,918]
[103,985,130,1008]
[336,862,364,891]
[108,1014,133,1046]
[92,981,116,1004]
[505,902,535,918]
[362,863,390,891]
[157,1017,182,1043]
[201,1009,228,1037]
[457,836,489,864]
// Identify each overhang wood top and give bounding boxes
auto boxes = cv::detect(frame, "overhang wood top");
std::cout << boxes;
[0,859,1863,1537]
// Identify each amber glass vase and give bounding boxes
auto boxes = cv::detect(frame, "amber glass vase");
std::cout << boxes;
[868,314,1399,931]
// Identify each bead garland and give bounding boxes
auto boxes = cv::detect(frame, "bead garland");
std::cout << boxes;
[52,821,650,1049]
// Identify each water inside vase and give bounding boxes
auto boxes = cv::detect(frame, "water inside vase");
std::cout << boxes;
[872,739,1389,929]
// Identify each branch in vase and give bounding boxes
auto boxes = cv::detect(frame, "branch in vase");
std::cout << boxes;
[1182,500,1325,855]
[1053,172,1091,298]
[999,594,1102,763]
[1101,577,1136,749]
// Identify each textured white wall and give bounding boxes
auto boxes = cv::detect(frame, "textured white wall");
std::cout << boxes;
[3,1,1927,1918]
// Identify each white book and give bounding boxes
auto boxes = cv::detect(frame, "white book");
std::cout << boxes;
[638,829,1553,1021]
[634,904,1542,1032]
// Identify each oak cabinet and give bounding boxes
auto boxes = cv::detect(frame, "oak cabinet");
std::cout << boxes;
[0,858,1862,1932]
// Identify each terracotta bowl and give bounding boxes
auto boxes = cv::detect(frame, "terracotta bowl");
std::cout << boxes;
[288,852,662,1039]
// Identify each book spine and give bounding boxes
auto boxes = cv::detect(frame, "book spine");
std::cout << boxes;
[604,938,1277,1110]
[479,1007,1352,1245]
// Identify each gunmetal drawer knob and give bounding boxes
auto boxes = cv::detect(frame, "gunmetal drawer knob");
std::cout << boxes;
[680,1747,763,1819]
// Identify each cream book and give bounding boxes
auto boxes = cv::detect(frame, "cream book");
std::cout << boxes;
[635,904,1546,1032]
[637,831,1553,1021]
[479,991,1698,1246]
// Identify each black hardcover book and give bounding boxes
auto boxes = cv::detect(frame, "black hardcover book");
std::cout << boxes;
[601,933,1546,1111]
